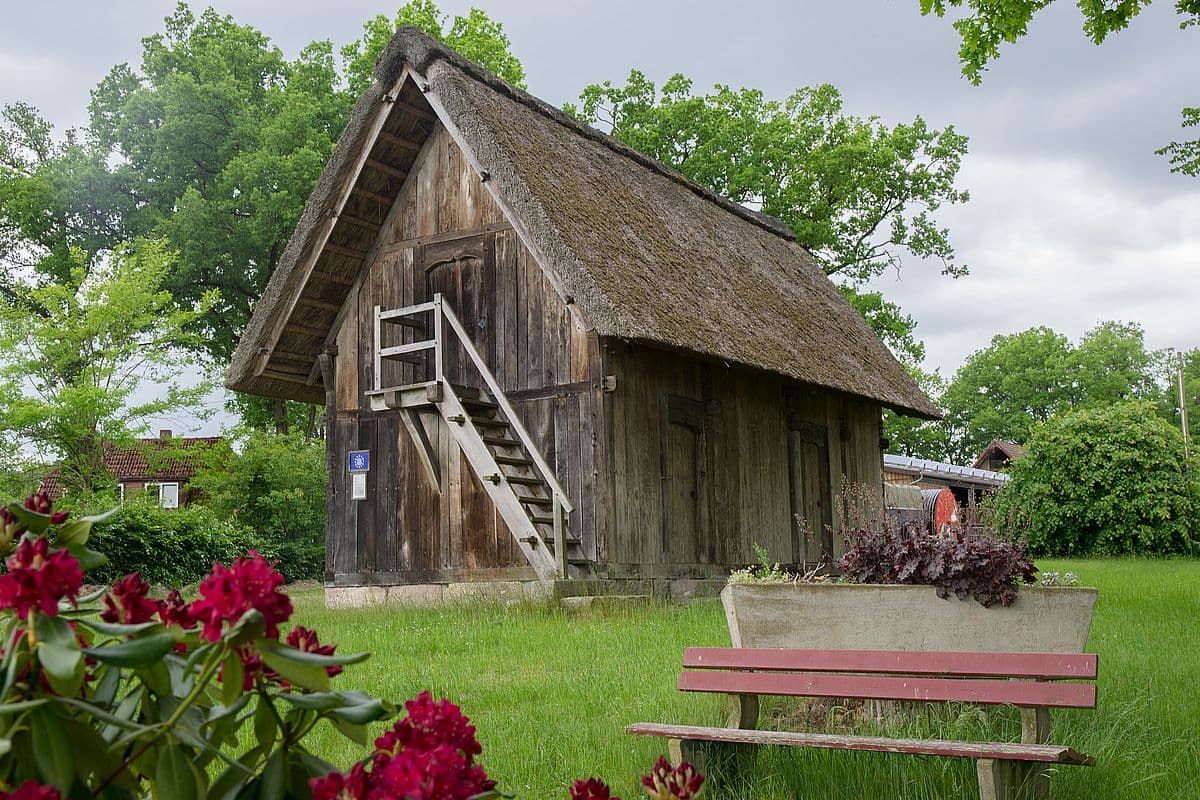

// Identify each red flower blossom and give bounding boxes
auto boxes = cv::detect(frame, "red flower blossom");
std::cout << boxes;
[375,691,482,759]
[158,590,197,628]
[368,744,494,800]
[0,779,62,800]
[311,762,370,800]
[571,778,621,800]
[23,493,68,526]
[101,572,161,625]
[0,537,83,618]
[286,626,343,678]
[189,551,292,642]
[641,756,704,800]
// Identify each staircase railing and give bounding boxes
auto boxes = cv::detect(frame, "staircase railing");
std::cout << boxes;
[372,294,575,579]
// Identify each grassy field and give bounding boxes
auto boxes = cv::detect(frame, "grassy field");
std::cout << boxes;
[290,559,1200,799]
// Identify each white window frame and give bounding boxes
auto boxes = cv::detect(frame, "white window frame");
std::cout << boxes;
[145,482,181,509]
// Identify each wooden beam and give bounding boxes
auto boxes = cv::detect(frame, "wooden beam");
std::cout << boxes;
[377,130,421,152]
[392,99,435,122]
[297,296,341,312]
[282,321,328,337]
[335,211,383,231]
[270,350,317,364]
[324,242,369,260]
[262,368,316,385]
[350,186,393,205]
[365,158,408,180]
[311,270,354,286]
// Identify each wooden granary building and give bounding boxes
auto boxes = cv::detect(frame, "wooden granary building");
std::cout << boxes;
[226,28,937,601]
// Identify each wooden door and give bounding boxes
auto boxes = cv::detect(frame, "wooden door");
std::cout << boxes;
[661,396,710,563]
[422,233,490,388]
[789,422,832,564]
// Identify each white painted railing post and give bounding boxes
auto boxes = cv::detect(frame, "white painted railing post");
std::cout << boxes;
[372,304,383,393]
[432,293,444,383]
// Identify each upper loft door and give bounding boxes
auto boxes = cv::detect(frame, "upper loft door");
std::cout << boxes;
[422,232,492,388]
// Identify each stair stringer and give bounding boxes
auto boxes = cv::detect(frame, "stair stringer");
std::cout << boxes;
[435,382,560,582]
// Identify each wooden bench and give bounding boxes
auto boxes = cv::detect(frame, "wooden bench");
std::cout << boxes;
[627,647,1098,800]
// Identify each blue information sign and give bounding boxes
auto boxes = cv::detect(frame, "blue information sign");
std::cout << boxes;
[348,450,370,473]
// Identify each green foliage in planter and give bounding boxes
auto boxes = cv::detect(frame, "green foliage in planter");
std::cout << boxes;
[991,401,1198,556]
[190,431,327,582]
[85,497,256,587]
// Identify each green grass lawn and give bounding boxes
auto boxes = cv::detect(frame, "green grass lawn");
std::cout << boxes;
[290,559,1200,799]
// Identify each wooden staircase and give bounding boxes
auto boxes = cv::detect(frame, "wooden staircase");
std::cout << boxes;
[364,294,592,582]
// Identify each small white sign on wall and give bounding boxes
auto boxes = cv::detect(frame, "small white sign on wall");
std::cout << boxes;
[351,472,367,500]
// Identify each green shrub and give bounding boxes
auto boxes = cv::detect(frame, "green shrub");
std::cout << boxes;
[87,496,256,585]
[190,430,327,582]
[992,401,1198,556]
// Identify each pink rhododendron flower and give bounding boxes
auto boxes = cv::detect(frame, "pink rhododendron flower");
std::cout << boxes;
[0,537,83,618]
[571,777,621,800]
[101,572,161,625]
[641,756,704,799]
[189,551,292,642]
[0,779,62,800]
[369,744,494,800]
[375,691,482,758]
[23,492,68,525]
[286,625,343,678]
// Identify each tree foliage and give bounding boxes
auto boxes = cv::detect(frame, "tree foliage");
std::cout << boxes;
[0,2,526,430]
[190,430,328,581]
[941,321,1164,461]
[914,0,1200,173]
[992,401,1197,556]
[0,241,214,496]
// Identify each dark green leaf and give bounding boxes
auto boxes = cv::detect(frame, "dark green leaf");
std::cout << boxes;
[330,717,367,746]
[30,706,74,793]
[258,641,369,668]
[92,663,122,706]
[253,697,277,751]
[221,651,243,708]
[295,752,335,779]
[257,646,329,693]
[38,642,84,696]
[0,698,48,716]
[155,742,201,800]
[331,697,393,725]
[55,506,118,547]
[74,618,163,638]
[137,661,172,695]
[84,632,178,667]
[259,750,286,800]
[66,542,108,571]
[226,610,265,647]
[276,692,342,711]
[54,697,147,732]
[5,503,52,534]
[209,762,252,800]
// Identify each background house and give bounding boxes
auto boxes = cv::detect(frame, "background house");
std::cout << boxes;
[225,28,937,601]
[883,453,1009,514]
[973,439,1026,472]
[40,430,220,508]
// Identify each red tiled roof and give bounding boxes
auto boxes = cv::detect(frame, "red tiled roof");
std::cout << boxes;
[39,436,223,499]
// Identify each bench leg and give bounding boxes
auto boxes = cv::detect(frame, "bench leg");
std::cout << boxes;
[977,759,1051,800]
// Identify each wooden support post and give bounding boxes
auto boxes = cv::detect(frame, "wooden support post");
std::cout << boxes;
[433,294,444,384]
[554,493,568,579]
[1020,701,1052,798]
[725,694,759,730]
[373,305,383,394]
[977,759,1046,800]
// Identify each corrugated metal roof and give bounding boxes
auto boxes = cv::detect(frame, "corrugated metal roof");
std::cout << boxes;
[883,454,1010,488]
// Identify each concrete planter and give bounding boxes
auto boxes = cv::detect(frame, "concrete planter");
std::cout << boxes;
[722,583,1097,653]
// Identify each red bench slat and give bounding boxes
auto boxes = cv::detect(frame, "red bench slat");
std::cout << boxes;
[625,723,1095,766]
[683,648,1097,680]
[678,670,1097,709]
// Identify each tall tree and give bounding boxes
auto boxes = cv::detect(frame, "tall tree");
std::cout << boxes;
[0,2,526,430]
[913,0,1200,173]
[0,240,214,496]
[941,321,1164,461]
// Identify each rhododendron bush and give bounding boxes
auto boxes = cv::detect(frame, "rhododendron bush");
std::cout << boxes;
[0,494,702,799]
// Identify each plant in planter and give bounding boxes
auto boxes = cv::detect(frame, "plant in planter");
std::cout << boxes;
[0,492,701,799]
[723,529,1097,654]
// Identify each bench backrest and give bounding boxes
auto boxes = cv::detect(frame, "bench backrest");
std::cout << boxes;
[680,648,1097,709]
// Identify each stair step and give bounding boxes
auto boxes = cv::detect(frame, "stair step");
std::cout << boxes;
[381,351,424,364]
[529,514,555,525]
[494,455,532,466]
[460,397,498,412]
[504,475,545,486]
[520,535,583,547]
[517,494,552,507]
[483,436,520,447]
[381,317,426,331]
[449,384,483,401]
[471,417,509,429]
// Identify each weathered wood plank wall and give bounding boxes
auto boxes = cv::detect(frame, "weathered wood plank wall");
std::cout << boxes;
[327,123,603,583]
[602,341,883,577]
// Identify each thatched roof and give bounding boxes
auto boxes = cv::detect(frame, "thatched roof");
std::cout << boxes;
[226,27,938,419]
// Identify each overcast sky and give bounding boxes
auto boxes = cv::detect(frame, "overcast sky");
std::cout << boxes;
[1,0,1197,436]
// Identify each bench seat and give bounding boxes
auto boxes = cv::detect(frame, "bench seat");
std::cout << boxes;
[626,722,1095,765]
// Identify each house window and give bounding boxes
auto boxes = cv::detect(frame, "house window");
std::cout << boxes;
[145,482,180,509]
